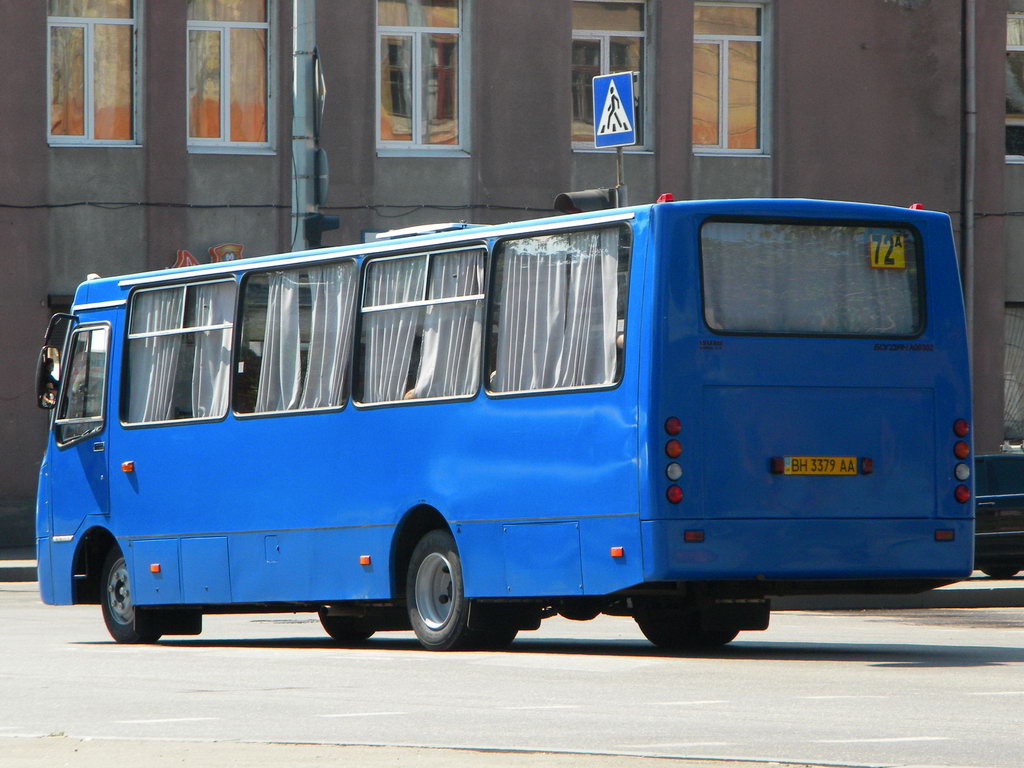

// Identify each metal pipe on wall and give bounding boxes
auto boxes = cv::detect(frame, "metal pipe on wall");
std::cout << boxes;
[291,0,317,251]
[962,0,977,350]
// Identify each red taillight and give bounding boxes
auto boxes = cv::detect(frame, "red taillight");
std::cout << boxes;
[664,417,682,436]
[954,485,970,503]
[665,440,682,458]
[935,529,956,541]
[683,529,704,543]
[953,419,970,437]
[666,485,683,503]
[860,457,874,475]
[953,441,970,459]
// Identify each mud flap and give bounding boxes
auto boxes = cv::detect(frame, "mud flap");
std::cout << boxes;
[698,598,771,632]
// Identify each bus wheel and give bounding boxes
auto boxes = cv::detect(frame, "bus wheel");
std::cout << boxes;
[100,549,161,644]
[980,567,1020,580]
[634,609,737,650]
[406,530,473,650]
[317,607,375,644]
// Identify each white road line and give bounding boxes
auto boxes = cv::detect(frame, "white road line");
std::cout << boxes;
[318,711,406,718]
[651,700,729,706]
[802,695,888,700]
[114,717,218,724]
[814,736,952,744]
[500,705,580,711]
[967,691,1024,696]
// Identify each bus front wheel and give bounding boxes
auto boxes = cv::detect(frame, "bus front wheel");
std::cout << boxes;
[100,549,161,644]
[406,530,475,651]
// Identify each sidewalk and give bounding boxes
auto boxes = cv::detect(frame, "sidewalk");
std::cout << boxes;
[0,546,37,583]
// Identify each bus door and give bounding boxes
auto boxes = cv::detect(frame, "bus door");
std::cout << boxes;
[49,323,112,536]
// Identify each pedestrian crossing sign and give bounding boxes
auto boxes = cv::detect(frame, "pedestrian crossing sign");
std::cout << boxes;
[593,72,637,148]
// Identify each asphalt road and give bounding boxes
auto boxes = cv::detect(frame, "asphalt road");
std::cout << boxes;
[2,581,1023,768]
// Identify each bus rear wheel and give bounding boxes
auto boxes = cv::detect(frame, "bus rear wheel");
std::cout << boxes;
[317,607,375,644]
[634,608,737,650]
[100,548,161,644]
[406,530,476,651]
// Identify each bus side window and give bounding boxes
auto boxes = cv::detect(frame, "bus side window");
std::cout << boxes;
[357,248,485,405]
[487,225,630,394]
[234,262,358,414]
[124,281,235,424]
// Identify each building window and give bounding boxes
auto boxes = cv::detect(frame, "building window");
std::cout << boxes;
[187,0,270,149]
[1008,15,1024,158]
[693,2,765,153]
[47,0,137,145]
[571,0,646,147]
[377,0,462,149]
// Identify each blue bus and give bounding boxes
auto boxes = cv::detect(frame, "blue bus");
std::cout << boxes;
[34,198,974,650]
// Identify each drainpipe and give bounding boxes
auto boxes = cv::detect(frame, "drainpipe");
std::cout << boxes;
[962,0,976,350]
[291,0,317,250]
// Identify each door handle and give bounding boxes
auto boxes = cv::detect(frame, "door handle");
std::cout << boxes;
[92,442,105,452]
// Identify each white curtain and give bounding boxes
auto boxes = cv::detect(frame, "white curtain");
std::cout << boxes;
[299,264,358,409]
[413,250,483,398]
[191,282,235,418]
[493,228,621,392]
[255,272,302,412]
[127,287,184,423]
[362,256,427,402]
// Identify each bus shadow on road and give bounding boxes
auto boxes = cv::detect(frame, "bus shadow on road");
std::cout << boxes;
[79,634,1024,668]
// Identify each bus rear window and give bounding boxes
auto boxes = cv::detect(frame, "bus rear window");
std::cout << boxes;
[701,221,923,337]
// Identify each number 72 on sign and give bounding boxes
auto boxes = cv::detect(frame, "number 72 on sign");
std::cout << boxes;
[869,232,906,269]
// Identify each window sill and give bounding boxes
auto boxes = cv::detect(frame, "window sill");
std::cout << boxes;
[188,145,276,156]
[693,150,771,158]
[376,148,470,159]
[1006,156,1024,165]
[49,141,141,149]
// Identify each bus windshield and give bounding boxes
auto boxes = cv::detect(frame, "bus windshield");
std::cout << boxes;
[701,220,922,337]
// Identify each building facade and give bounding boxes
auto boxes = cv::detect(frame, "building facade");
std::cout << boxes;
[0,0,1013,541]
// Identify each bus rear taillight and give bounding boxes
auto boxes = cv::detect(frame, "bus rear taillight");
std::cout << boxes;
[955,485,970,504]
[665,417,682,435]
[953,419,970,437]
[665,440,682,458]
[666,486,683,503]
[953,441,969,460]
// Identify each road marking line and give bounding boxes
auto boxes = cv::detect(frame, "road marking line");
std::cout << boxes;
[114,717,218,724]
[814,737,951,744]
[318,711,406,718]
[967,691,1024,696]
[500,705,580,711]
[803,695,888,700]
[652,700,729,706]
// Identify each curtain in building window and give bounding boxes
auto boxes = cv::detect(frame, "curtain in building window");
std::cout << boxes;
[299,264,358,409]
[229,27,267,142]
[362,257,427,402]
[255,272,302,412]
[413,250,482,398]
[50,26,86,136]
[191,282,235,418]
[128,288,185,423]
[493,229,620,392]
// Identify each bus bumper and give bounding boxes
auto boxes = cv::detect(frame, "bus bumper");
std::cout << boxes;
[641,518,975,585]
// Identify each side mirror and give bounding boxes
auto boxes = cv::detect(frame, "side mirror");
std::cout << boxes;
[36,345,60,410]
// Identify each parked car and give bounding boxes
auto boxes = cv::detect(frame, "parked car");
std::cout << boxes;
[973,454,1024,579]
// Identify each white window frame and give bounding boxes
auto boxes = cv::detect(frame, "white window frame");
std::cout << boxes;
[571,0,649,151]
[46,4,140,147]
[1007,13,1024,163]
[693,1,769,156]
[375,2,467,154]
[186,1,273,153]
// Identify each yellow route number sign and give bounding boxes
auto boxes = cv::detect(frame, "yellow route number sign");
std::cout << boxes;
[869,233,906,270]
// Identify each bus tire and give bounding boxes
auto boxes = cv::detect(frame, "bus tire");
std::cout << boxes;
[406,529,474,651]
[100,548,161,644]
[634,608,737,650]
[980,567,1020,580]
[317,607,375,644]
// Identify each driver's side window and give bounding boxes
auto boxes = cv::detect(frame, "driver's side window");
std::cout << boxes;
[55,326,109,445]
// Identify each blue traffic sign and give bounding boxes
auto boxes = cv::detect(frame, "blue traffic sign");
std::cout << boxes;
[593,72,637,148]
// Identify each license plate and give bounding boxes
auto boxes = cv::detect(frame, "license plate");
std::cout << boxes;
[784,456,858,476]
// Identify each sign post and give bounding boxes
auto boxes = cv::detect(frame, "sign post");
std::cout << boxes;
[592,72,638,206]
